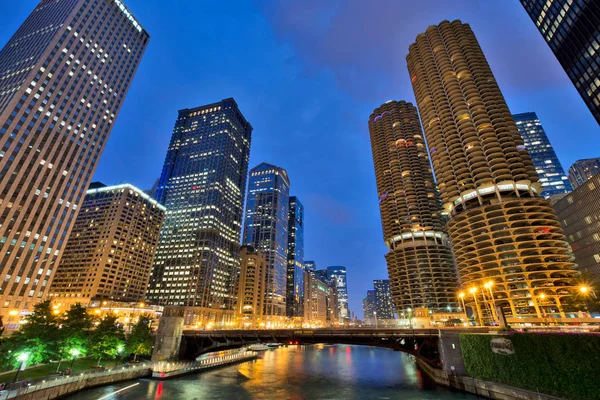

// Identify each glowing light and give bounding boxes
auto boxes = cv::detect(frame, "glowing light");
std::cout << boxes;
[469,287,477,294]
[458,292,465,298]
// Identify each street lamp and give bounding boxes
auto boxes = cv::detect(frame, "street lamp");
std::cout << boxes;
[483,281,498,324]
[12,353,29,383]
[538,293,548,325]
[373,311,378,329]
[115,345,124,367]
[469,287,484,326]
[458,292,468,325]
[69,348,81,369]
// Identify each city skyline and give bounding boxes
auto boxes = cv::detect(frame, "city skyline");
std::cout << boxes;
[2,1,599,318]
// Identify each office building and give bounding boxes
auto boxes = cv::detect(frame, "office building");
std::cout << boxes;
[363,290,377,326]
[235,246,267,329]
[369,100,458,312]
[314,269,328,283]
[243,163,290,325]
[326,266,349,318]
[147,99,252,326]
[0,0,149,318]
[373,279,394,320]
[407,20,578,321]
[48,183,164,304]
[304,261,316,272]
[568,158,600,189]
[513,112,572,197]
[554,174,600,278]
[520,0,600,124]
[303,271,329,327]
[286,196,304,319]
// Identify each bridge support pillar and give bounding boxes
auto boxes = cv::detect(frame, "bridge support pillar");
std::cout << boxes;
[437,331,466,376]
[152,307,185,362]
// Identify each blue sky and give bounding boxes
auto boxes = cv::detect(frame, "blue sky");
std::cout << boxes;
[1,0,598,318]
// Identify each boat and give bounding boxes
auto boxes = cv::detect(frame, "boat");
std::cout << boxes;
[248,344,269,351]
[266,343,281,349]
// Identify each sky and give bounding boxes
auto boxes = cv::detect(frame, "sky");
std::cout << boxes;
[1,0,599,319]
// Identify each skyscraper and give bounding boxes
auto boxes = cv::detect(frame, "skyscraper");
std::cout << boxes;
[513,112,572,197]
[407,20,578,321]
[568,158,600,189]
[326,266,349,319]
[286,196,304,318]
[520,1,600,124]
[553,174,600,278]
[0,0,149,317]
[369,100,458,312]
[303,271,329,327]
[243,163,290,325]
[304,261,317,272]
[147,99,252,326]
[362,290,376,326]
[373,279,394,320]
[48,183,165,305]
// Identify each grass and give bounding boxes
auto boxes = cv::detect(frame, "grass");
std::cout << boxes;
[0,357,120,384]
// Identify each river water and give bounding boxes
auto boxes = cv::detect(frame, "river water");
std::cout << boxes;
[66,345,476,399]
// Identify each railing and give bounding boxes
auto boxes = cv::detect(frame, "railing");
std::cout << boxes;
[0,363,151,400]
[153,351,256,376]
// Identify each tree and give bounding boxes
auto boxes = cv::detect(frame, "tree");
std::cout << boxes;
[56,303,93,372]
[88,314,125,365]
[126,315,153,361]
[1,300,61,368]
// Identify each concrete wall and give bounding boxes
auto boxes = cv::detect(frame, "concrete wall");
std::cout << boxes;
[11,369,151,400]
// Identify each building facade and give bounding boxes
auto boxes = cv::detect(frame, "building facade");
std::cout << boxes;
[568,158,600,189]
[369,100,458,312]
[303,271,329,327]
[147,99,252,326]
[513,112,572,197]
[235,246,267,329]
[407,20,579,322]
[286,196,304,319]
[520,0,600,124]
[48,183,164,304]
[373,279,394,320]
[554,174,600,278]
[243,163,290,325]
[0,0,149,318]
[326,266,349,318]
[362,290,377,326]
[304,261,316,272]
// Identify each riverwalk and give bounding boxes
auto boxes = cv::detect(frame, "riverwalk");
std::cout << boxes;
[0,351,257,400]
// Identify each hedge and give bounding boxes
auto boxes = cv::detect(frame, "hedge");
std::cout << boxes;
[459,332,600,400]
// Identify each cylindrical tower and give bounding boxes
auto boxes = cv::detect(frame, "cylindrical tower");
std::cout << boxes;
[407,20,579,322]
[369,100,458,313]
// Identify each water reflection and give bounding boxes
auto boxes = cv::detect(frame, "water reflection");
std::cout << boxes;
[67,345,476,400]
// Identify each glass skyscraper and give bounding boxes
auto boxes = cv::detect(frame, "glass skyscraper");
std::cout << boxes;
[568,157,600,188]
[286,196,304,318]
[243,163,290,323]
[304,261,317,272]
[513,112,572,197]
[326,266,349,318]
[520,0,600,124]
[373,279,394,320]
[147,99,252,326]
[0,0,148,318]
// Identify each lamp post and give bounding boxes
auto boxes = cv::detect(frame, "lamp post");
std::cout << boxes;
[483,281,498,324]
[69,348,81,369]
[373,311,378,329]
[115,345,124,367]
[469,287,484,326]
[538,294,548,326]
[12,353,29,384]
[407,308,413,329]
[458,292,468,325]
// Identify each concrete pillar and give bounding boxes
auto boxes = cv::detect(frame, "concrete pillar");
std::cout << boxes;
[437,331,467,376]
[152,307,185,362]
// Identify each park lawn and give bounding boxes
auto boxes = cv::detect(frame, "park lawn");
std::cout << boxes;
[0,357,118,384]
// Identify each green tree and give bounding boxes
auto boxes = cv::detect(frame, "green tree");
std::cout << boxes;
[89,314,125,365]
[126,315,153,361]
[0,315,4,338]
[56,303,93,372]
[1,301,61,368]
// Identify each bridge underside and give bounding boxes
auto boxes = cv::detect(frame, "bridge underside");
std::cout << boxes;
[178,329,441,367]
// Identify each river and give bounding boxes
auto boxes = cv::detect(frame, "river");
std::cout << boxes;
[66,345,476,399]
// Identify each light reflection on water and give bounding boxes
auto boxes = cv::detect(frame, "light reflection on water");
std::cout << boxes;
[66,345,476,399]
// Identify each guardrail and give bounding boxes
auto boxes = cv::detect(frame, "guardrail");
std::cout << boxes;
[0,364,151,400]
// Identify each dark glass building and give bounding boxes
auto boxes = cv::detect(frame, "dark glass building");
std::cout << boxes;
[568,157,600,188]
[0,0,149,319]
[362,289,376,326]
[327,266,349,319]
[286,196,304,318]
[513,112,572,197]
[373,279,394,320]
[243,163,290,326]
[304,261,316,272]
[520,0,600,124]
[147,99,252,326]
